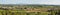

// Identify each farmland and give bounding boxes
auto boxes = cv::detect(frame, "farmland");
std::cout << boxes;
[0,4,60,15]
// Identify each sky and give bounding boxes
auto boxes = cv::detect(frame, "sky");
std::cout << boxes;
[0,0,60,5]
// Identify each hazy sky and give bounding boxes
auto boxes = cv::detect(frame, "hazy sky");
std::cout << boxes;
[0,0,60,5]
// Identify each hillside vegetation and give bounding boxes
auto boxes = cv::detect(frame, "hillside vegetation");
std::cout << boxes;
[0,5,60,15]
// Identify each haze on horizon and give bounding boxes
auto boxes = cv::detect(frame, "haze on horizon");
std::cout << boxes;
[0,0,60,5]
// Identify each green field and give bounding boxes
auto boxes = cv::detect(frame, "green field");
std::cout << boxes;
[0,9,59,15]
[0,5,60,15]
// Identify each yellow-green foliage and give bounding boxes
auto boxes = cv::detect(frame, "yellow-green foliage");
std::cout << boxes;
[0,9,59,15]
[0,10,49,15]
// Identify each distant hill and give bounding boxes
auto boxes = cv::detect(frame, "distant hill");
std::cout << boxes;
[0,4,60,6]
